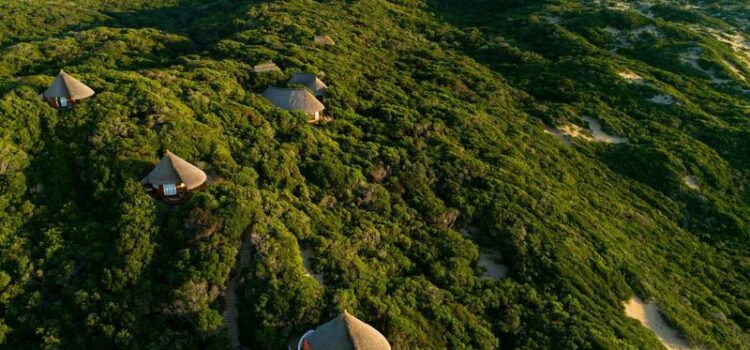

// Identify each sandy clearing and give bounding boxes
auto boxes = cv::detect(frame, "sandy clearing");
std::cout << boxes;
[624,297,694,350]
[618,71,646,84]
[649,94,675,105]
[301,249,326,287]
[684,176,700,190]
[545,118,627,144]
[479,251,508,279]
[544,126,573,144]
[558,124,594,141]
[582,117,629,144]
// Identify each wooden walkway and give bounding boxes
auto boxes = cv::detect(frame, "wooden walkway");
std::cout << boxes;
[223,236,253,349]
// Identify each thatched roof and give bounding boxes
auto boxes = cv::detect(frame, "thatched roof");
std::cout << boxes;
[253,62,281,73]
[141,150,207,190]
[289,73,328,96]
[314,35,336,45]
[305,311,391,350]
[42,70,95,100]
[262,87,324,114]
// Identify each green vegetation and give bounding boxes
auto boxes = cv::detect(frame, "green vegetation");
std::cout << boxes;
[0,0,749,349]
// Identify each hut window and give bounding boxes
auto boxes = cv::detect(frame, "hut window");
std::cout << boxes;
[59,97,68,107]
[163,183,177,196]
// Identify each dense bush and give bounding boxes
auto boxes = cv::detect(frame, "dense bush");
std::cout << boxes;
[0,0,749,349]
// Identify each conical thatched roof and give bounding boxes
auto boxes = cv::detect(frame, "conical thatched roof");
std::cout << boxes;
[314,35,336,45]
[289,73,328,96]
[42,70,95,100]
[141,150,207,190]
[262,87,324,114]
[305,311,391,350]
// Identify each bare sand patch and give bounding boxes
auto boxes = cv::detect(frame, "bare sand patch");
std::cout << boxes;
[684,176,700,190]
[545,118,627,144]
[618,71,646,84]
[478,251,508,279]
[544,126,573,144]
[301,249,326,287]
[582,117,629,144]
[649,94,675,105]
[624,297,694,350]
[558,124,594,141]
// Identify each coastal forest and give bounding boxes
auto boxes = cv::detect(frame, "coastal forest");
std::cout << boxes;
[0,0,749,349]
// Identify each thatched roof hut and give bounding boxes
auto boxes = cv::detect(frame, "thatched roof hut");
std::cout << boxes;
[261,87,325,122]
[297,311,391,350]
[289,73,328,98]
[142,151,207,200]
[40,70,95,108]
[253,62,281,73]
[314,35,336,45]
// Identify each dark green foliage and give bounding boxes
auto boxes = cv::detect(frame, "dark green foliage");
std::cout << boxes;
[0,0,749,349]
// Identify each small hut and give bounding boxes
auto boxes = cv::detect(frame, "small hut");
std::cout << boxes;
[314,35,336,46]
[39,70,95,109]
[253,62,282,73]
[295,311,391,350]
[289,73,328,99]
[261,87,325,123]
[142,150,207,202]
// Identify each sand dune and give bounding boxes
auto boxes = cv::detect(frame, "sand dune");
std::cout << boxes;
[624,297,694,350]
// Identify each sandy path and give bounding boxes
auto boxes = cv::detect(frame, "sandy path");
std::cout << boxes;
[224,236,253,349]
[624,297,694,350]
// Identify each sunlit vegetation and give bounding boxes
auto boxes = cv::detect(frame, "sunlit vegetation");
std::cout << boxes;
[0,0,749,349]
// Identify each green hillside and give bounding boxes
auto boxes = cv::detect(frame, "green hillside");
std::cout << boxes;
[0,0,749,349]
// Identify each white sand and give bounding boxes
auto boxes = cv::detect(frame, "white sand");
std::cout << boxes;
[301,249,326,287]
[684,176,700,190]
[478,251,508,279]
[558,124,593,141]
[582,117,629,144]
[545,118,627,144]
[618,71,646,84]
[649,94,675,105]
[624,297,694,350]
[544,126,573,144]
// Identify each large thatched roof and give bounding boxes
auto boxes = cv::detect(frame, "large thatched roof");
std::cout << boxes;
[305,311,391,350]
[289,73,328,96]
[261,87,324,114]
[42,70,95,100]
[141,150,207,190]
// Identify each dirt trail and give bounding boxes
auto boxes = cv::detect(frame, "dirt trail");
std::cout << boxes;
[224,236,253,349]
